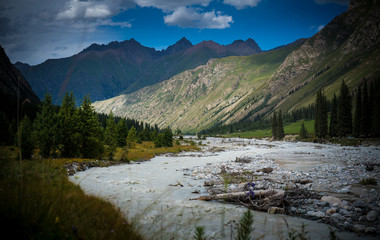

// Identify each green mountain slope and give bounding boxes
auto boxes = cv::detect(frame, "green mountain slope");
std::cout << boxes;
[93,41,303,132]
[93,0,380,133]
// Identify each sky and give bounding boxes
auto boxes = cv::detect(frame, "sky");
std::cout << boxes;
[0,0,349,66]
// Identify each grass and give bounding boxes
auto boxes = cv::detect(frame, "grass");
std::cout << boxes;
[0,141,199,239]
[224,120,315,139]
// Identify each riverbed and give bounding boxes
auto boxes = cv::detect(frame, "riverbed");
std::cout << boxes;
[69,138,380,239]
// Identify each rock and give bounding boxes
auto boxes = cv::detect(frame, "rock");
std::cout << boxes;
[326,208,337,215]
[354,201,366,208]
[256,167,273,174]
[331,213,346,224]
[366,210,379,222]
[365,227,376,235]
[306,211,326,219]
[337,186,351,194]
[268,207,285,214]
[339,208,351,217]
[353,224,366,233]
[365,164,374,171]
[321,196,341,206]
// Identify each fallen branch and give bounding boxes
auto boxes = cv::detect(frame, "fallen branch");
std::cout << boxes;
[190,189,284,201]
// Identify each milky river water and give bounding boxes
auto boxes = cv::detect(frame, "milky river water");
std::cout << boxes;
[69,138,379,239]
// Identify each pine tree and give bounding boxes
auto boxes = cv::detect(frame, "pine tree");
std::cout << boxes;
[104,111,117,160]
[58,92,80,157]
[371,81,380,137]
[33,93,58,158]
[116,118,128,147]
[126,126,137,149]
[299,122,308,139]
[353,86,362,137]
[271,111,277,139]
[276,110,285,140]
[78,95,103,159]
[337,80,352,137]
[18,115,34,159]
[236,210,254,240]
[361,81,370,137]
[329,94,338,137]
[163,128,173,147]
[314,90,328,138]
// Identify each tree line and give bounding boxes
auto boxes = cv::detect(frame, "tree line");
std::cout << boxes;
[314,80,380,138]
[1,92,173,160]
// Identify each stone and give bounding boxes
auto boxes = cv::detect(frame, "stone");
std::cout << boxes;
[365,227,376,235]
[354,201,366,208]
[268,207,285,214]
[353,224,366,233]
[331,213,345,224]
[366,210,379,222]
[306,211,326,219]
[326,208,337,215]
[339,208,351,217]
[321,196,341,206]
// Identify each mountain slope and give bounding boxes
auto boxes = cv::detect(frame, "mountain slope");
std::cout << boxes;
[15,38,261,104]
[93,41,302,132]
[0,46,40,118]
[93,0,380,133]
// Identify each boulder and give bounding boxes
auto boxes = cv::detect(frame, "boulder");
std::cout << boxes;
[321,196,341,206]
[366,210,379,222]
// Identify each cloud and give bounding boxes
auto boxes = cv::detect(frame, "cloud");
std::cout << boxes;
[310,24,325,32]
[135,0,212,11]
[223,0,261,10]
[314,0,349,5]
[164,7,233,29]
[0,0,135,64]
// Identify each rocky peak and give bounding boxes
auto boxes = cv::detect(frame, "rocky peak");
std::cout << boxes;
[226,38,262,56]
[348,0,377,11]
[164,37,193,55]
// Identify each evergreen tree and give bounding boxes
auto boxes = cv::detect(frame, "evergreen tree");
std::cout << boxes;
[276,110,285,140]
[361,81,370,137]
[78,95,103,159]
[104,111,117,159]
[33,93,59,158]
[353,86,362,137]
[338,80,352,137]
[116,118,128,147]
[154,133,164,148]
[163,128,173,147]
[371,81,380,137]
[329,94,338,137]
[299,122,308,139]
[271,111,277,139]
[58,92,80,157]
[126,126,137,149]
[315,90,328,138]
[18,115,34,159]
[0,112,9,145]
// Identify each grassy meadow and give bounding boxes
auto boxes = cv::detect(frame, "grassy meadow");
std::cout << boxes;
[0,141,199,239]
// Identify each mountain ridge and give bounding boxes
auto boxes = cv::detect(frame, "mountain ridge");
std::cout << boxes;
[15,37,262,104]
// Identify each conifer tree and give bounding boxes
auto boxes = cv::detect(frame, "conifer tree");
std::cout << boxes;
[353,86,362,137]
[329,94,338,137]
[116,118,128,147]
[163,127,173,147]
[271,111,277,139]
[299,122,308,139]
[276,110,285,140]
[78,95,103,158]
[18,115,34,159]
[104,111,117,159]
[126,126,137,149]
[338,80,352,137]
[33,93,58,158]
[314,90,328,138]
[58,92,80,157]
[361,81,370,137]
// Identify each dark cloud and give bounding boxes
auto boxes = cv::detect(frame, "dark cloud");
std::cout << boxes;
[314,0,350,5]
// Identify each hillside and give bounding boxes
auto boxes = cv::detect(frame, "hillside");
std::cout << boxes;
[15,38,261,104]
[93,0,380,133]
[93,41,303,132]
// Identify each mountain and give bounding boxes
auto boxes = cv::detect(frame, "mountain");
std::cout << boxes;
[15,38,261,104]
[93,0,380,132]
[0,46,40,118]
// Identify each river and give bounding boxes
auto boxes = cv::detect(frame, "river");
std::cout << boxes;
[69,137,379,239]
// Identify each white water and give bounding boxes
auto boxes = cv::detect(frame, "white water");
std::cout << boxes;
[70,138,379,239]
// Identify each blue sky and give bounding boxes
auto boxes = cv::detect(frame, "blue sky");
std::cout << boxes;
[0,0,349,65]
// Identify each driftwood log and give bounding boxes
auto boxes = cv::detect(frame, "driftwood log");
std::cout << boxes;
[190,189,284,201]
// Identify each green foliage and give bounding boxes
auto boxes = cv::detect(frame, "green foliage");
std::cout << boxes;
[18,115,34,159]
[116,119,128,147]
[338,80,352,137]
[286,223,308,240]
[329,227,340,240]
[361,81,370,137]
[33,93,59,158]
[194,226,207,240]
[58,92,80,158]
[353,86,362,137]
[236,210,254,240]
[329,94,338,137]
[126,126,137,149]
[104,112,117,160]
[299,122,308,139]
[314,89,328,138]
[272,111,277,139]
[78,95,103,159]
[154,133,164,148]
[276,110,285,140]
